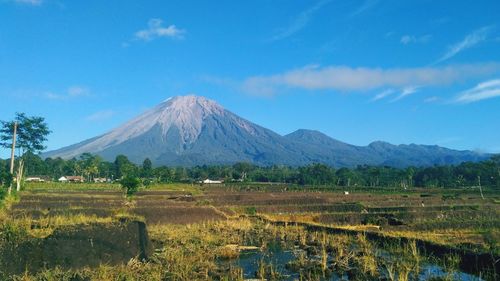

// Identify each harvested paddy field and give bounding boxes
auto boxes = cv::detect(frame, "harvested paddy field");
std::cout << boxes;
[0,183,499,280]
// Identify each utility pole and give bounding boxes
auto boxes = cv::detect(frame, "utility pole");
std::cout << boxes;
[478,175,484,200]
[8,122,17,195]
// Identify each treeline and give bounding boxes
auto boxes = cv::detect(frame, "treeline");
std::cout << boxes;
[1,152,499,188]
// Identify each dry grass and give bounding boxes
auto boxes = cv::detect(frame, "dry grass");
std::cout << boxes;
[2,186,498,280]
[143,183,203,195]
[384,228,499,250]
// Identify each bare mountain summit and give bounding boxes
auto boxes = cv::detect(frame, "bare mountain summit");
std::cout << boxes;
[44,95,488,167]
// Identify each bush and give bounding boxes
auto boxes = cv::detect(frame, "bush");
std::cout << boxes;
[120,176,141,196]
[245,206,257,216]
[0,172,12,189]
[0,187,5,202]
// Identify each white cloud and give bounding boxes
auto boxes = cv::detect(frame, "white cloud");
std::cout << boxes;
[350,0,379,17]
[134,18,185,41]
[241,63,500,96]
[391,86,419,102]
[67,86,89,97]
[455,79,500,103]
[400,34,431,45]
[13,0,42,5]
[43,86,90,100]
[270,0,332,41]
[424,96,440,103]
[385,31,395,38]
[200,75,238,89]
[44,92,63,100]
[371,89,394,101]
[435,26,493,64]
[85,110,115,122]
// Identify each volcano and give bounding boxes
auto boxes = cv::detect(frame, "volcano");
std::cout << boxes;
[44,95,488,167]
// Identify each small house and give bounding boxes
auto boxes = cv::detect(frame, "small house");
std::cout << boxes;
[59,176,85,183]
[201,179,223,184]
[93,177,108,183]
[25,177,44,182]
[66,176,85,183]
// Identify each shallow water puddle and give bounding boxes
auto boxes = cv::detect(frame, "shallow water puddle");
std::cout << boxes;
[220,245,486,281]
[418,265,485,281]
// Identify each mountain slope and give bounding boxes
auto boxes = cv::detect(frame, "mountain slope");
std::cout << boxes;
[284,129,379,167]
[285,129,487,167]
[44,96,309,166]
[44,95,489,167]
[366,141,486,167]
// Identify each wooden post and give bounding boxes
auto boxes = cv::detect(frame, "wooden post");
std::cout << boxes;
[8,122,17,195]
[478,175,484,200]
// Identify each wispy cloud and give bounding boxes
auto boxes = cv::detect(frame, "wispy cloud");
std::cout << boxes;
[390,86,419,102]
[424,96,440,103]
[241,63,500,96]
[385,31,395,38]
[270,0,332,41]
[67,86,89,97]
[43,86,90,100]
[400,34,431,45]
[85,110,115,122]
[371,89,395,101]
[134,18,185,41]
[350,0,379,17]
[455,79,500,103]
[12,0,43,5]
[435,26,493,64]
[200,75,239,89]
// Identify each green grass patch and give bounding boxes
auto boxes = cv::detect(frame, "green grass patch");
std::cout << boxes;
[144,183,203,195]
[24,182,121,191]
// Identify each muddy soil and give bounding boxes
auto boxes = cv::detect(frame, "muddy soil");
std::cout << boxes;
[0,220,151,275]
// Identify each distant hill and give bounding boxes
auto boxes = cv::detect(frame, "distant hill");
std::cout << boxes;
[43,95,489,167]
[285,129,485,167]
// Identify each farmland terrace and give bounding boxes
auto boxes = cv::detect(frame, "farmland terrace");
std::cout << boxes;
[7,184,500,249]
[1,183,499,280]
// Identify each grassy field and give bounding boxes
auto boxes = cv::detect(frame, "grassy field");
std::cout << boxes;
[0,182,499,280]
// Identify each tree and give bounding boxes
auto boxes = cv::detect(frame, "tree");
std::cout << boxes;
[405,167,415,188]
[0,113,50,193]
[233,162,254,181]
[0,159,13,190]
[154,166,172,183]
[142,158,153,177]
[120,175,141,196]
[114,155,135,179]
[79,153,102,182]
[296,163,335,185]
[336,168,355,187]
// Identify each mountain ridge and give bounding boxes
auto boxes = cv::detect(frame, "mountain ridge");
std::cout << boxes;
[43,95,489,167]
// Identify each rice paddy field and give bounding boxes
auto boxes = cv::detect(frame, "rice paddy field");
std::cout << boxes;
[0,182,499,280]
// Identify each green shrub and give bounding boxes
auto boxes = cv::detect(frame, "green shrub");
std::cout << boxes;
[245,206,257,216]
[0,172,12,189]
[120,176,141,196]
[0,188,5,205]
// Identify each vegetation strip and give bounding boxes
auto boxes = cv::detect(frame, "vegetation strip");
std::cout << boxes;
[258,216,500,275]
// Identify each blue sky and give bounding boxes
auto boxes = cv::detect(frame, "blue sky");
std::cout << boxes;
[1,0,499,158]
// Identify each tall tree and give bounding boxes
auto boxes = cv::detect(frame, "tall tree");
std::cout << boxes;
[0,113,50,192]
[79,153,102,182]
[142,158,153,177]
[114,154,135,179]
